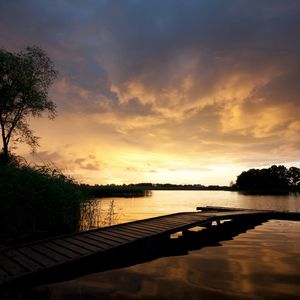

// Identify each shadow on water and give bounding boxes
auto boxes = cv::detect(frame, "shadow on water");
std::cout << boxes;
[2,218,266,299]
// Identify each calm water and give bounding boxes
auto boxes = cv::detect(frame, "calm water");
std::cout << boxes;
[33,191,300,299]
[86,190,300,227]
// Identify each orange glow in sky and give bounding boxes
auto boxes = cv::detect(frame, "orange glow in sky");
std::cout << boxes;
[1,1,300,185]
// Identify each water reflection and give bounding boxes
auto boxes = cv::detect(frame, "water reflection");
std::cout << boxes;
[31,220,300,300]
[81,191,300,229]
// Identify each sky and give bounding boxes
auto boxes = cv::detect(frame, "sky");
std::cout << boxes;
[1,0,300,185]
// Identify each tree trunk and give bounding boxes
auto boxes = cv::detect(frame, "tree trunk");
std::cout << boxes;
[1,137,9,164]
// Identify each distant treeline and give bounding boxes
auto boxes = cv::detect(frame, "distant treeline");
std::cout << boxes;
[234,165,300,194]
[80,184,151,198]
[85,165,300,195]
[129,183,232,191]
[81,183,232,195]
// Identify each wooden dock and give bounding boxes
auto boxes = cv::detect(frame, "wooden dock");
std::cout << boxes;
[0,207,299,291]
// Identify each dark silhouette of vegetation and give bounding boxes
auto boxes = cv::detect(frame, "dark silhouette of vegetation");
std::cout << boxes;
[0,46,57,163]
[99,183,232,191]
[0,158,90,246]
[0,160,151,246]
[80,184,151,198]
[0,46,148,244]
[79,183,232,199]
[234,165,300,194]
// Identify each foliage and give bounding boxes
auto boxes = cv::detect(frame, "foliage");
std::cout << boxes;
[80,184,151,198]
[0,159,152,245]
[235,165,300,193]
[80,183,231,194]
[0,159,89,245]
[0,46,57,162]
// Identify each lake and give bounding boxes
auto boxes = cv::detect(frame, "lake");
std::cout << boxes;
[31,191,300,299]
[82,190,300,228]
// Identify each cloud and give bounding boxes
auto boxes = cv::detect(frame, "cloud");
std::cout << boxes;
[29,150,63,164]
[74,157,104,171]
[1,0,300,184]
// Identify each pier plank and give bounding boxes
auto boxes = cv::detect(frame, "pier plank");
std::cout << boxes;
[63,237,101,252]
[108,227,160,241]
[111,225,158,236]
[5,249,43,272]
[18,247,56,267]
[1,207,299,290]
[53,240,91,256]
[99,230,136,242]
[0,254,27,276]
[106,228,146,239]
[43,242,81,259]
[146,218,187,226]
[89,231,129,244]
[128,223,170,233]
[0,267,10,282]
[150,220,190,228]
[73,235,107,250]
[83,233,120,248]
[31,244,68,262]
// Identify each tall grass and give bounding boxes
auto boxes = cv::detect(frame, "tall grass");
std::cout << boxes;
[0,160,89,245]
[0,156,151,246]
[80,199,122,231]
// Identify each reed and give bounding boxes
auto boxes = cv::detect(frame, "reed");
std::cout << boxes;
[80,199,122,230]
[0,155,150,245]
[0,159,89,245]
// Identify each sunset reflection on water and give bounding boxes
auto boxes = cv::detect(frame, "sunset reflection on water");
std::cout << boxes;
[35,219,300,300]
[81,190,300,229]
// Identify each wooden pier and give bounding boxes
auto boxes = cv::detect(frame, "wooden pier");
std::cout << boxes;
[0,207,299,291]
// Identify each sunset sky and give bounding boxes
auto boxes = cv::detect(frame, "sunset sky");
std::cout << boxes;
[1,0,300,185]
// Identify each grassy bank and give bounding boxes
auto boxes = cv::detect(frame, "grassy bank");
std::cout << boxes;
[0,161,90,245]
[0,159,151,246]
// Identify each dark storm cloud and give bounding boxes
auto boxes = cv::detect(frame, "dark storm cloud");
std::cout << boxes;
[1,0,300,183]
[1,0,299,118]
[1,0,299,103]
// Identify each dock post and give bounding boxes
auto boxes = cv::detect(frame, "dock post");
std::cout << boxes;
[182,229,189,236]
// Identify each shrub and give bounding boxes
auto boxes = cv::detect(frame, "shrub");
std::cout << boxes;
[0,160,89,243]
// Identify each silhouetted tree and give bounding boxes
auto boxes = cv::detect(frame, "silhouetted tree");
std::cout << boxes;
[235,165,300,192]
[0,46,57,163]
[287,167,300,188]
